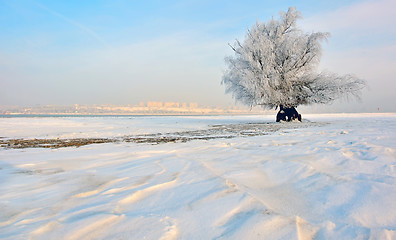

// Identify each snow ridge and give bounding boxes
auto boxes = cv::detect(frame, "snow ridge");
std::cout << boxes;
[0,114,395,239]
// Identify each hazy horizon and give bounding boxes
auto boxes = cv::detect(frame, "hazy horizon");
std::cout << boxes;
[1,0,395,112]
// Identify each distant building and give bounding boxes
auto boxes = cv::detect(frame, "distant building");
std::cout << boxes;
[164,102,180,108]
[147,101,163,108]
[189,102,198,108]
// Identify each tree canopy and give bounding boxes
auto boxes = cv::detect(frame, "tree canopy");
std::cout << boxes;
[222,7,366,109]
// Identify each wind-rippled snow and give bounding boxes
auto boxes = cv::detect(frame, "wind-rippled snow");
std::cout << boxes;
[0,114,395,239]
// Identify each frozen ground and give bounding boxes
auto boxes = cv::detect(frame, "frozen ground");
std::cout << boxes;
[0,114,396,239]
[0,115,274,139]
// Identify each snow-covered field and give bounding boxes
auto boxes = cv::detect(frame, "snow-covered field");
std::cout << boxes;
[1,114,396,239]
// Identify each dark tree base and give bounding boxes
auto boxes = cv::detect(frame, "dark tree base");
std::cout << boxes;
[276,105,302,122]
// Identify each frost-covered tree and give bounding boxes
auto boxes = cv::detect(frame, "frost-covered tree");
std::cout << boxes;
[222,7,366,121]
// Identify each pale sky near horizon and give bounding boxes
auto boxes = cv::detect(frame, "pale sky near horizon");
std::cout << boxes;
[1,0,395,112]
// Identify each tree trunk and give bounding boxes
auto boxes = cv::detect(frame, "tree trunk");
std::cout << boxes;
[276,105,302,122]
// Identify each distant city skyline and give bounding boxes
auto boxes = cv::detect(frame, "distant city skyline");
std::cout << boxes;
[1,0,395,112]
[0,101,269,116]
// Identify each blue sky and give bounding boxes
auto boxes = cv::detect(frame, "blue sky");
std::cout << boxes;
[1,0,395,112]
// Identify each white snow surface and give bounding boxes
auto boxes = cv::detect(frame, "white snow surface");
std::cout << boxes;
[1,114,396,239]
[0,115,269,139]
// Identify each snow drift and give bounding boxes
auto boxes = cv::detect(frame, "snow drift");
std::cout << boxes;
[0,114,395,239]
